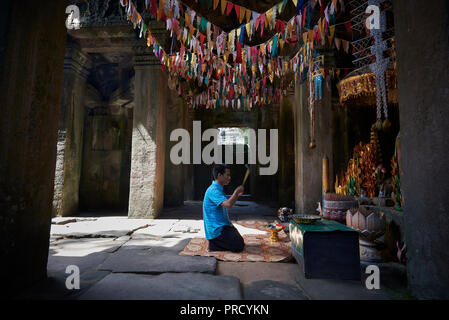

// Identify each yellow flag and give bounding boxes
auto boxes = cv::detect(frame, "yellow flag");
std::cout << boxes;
[303,32,308,44]
[279,39,284,50]
[328,25,335,46]
[308,29,313,42]
[185,12,190,26]
[221,0,227,15]
[246,9,251,23]
[342,39,347,53]
[292,0,298,6]
[239,6,245,24]
[245,23,251,37]
[278,3,283,14]
[237,28,241,39]
[266,8,273,28]
[213,0,219,10]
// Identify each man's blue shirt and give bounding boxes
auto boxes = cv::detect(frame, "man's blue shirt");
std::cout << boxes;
[203,181,232,240]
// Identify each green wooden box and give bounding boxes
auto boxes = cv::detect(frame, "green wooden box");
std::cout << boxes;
[289,219,361,280]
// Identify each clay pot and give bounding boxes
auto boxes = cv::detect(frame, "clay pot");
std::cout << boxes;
[346,207,385,242]
[323,199,359,224]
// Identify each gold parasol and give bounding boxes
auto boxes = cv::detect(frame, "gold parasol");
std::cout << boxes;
[337,69,398,107]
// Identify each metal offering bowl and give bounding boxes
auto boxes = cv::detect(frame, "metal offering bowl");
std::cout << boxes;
[291,214,321,224]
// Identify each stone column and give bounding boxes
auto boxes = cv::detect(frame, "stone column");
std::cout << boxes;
[164,91,185,207]
[393,0,449,299]
[128,48,167,218]
[0,0,67,295]
[183,107,195,201]
[252,104,280,205]
[279,89,296,207]
[52,41,91,217]
[294,59,334,215]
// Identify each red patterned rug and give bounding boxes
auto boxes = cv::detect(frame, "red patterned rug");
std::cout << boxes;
[179,220,292,262]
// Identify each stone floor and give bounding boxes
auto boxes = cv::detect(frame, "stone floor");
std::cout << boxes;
[15,201,414,300]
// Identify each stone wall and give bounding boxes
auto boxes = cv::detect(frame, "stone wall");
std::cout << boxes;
[393,0,449,299]
[278,93,296,208]
[164,95,187,207]
[53,42,91,217]
[294,76,334,215]
[79,105,132,211]
[0,0,67,295]
[191,105,281,205]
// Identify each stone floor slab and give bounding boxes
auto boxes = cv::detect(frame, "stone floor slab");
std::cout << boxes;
[293,263,394,300]
[79,272,242,300]
[99,242,217,274]
[132,219,179,238]
[243,280,308,300]
[50,217,154,238]
[217,261,301,286]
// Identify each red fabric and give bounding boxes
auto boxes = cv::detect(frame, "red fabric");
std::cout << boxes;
[344,21,352,33]
[236,41,242,63]
[302,7,307,27]
[151,0,157,16]
[234,4,240,19]
[226,2,233,16]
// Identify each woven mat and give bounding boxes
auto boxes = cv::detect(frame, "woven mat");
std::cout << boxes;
[179,220,292,262]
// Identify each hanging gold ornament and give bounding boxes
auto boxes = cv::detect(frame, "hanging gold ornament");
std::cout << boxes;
[375,119,383,131]
[382,119,392,131]
[309,140,316,149]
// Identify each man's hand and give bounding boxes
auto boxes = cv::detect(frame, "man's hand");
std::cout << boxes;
[235,185,244,196]
[222,185,244,210]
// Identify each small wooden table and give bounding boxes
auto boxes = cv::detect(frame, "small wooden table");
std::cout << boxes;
[290,219,361,280]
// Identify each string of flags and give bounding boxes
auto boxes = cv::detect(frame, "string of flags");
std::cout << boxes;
[120,0,356,110]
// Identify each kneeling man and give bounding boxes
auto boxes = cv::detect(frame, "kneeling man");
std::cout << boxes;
[203,164,245,252]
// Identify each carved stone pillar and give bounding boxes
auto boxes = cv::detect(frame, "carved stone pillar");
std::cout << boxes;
[0,0,67,295]
[52,41,91,217]
[279,89,296,207]
[294,52,334,215]
[128,47,167,218]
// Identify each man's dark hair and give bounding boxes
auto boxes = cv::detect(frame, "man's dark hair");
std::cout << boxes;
[213,164,230,180]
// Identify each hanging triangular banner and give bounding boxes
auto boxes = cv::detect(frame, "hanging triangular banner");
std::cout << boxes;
[344,21,352,33]
[303,31,308,44]
[332,0,338,12]
[329,25,335,45]
[266,8,273,29]
[213,0,219,10]
[221,0,227,15]
[245,9,252,23]
[239,6,245,24]
[234,4,240,20]
[245,23,251,37]
[226,2,233,15]
[335,37,341,50]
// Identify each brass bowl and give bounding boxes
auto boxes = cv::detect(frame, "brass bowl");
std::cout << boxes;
[265,224,285,243]
[291,214,321,224]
